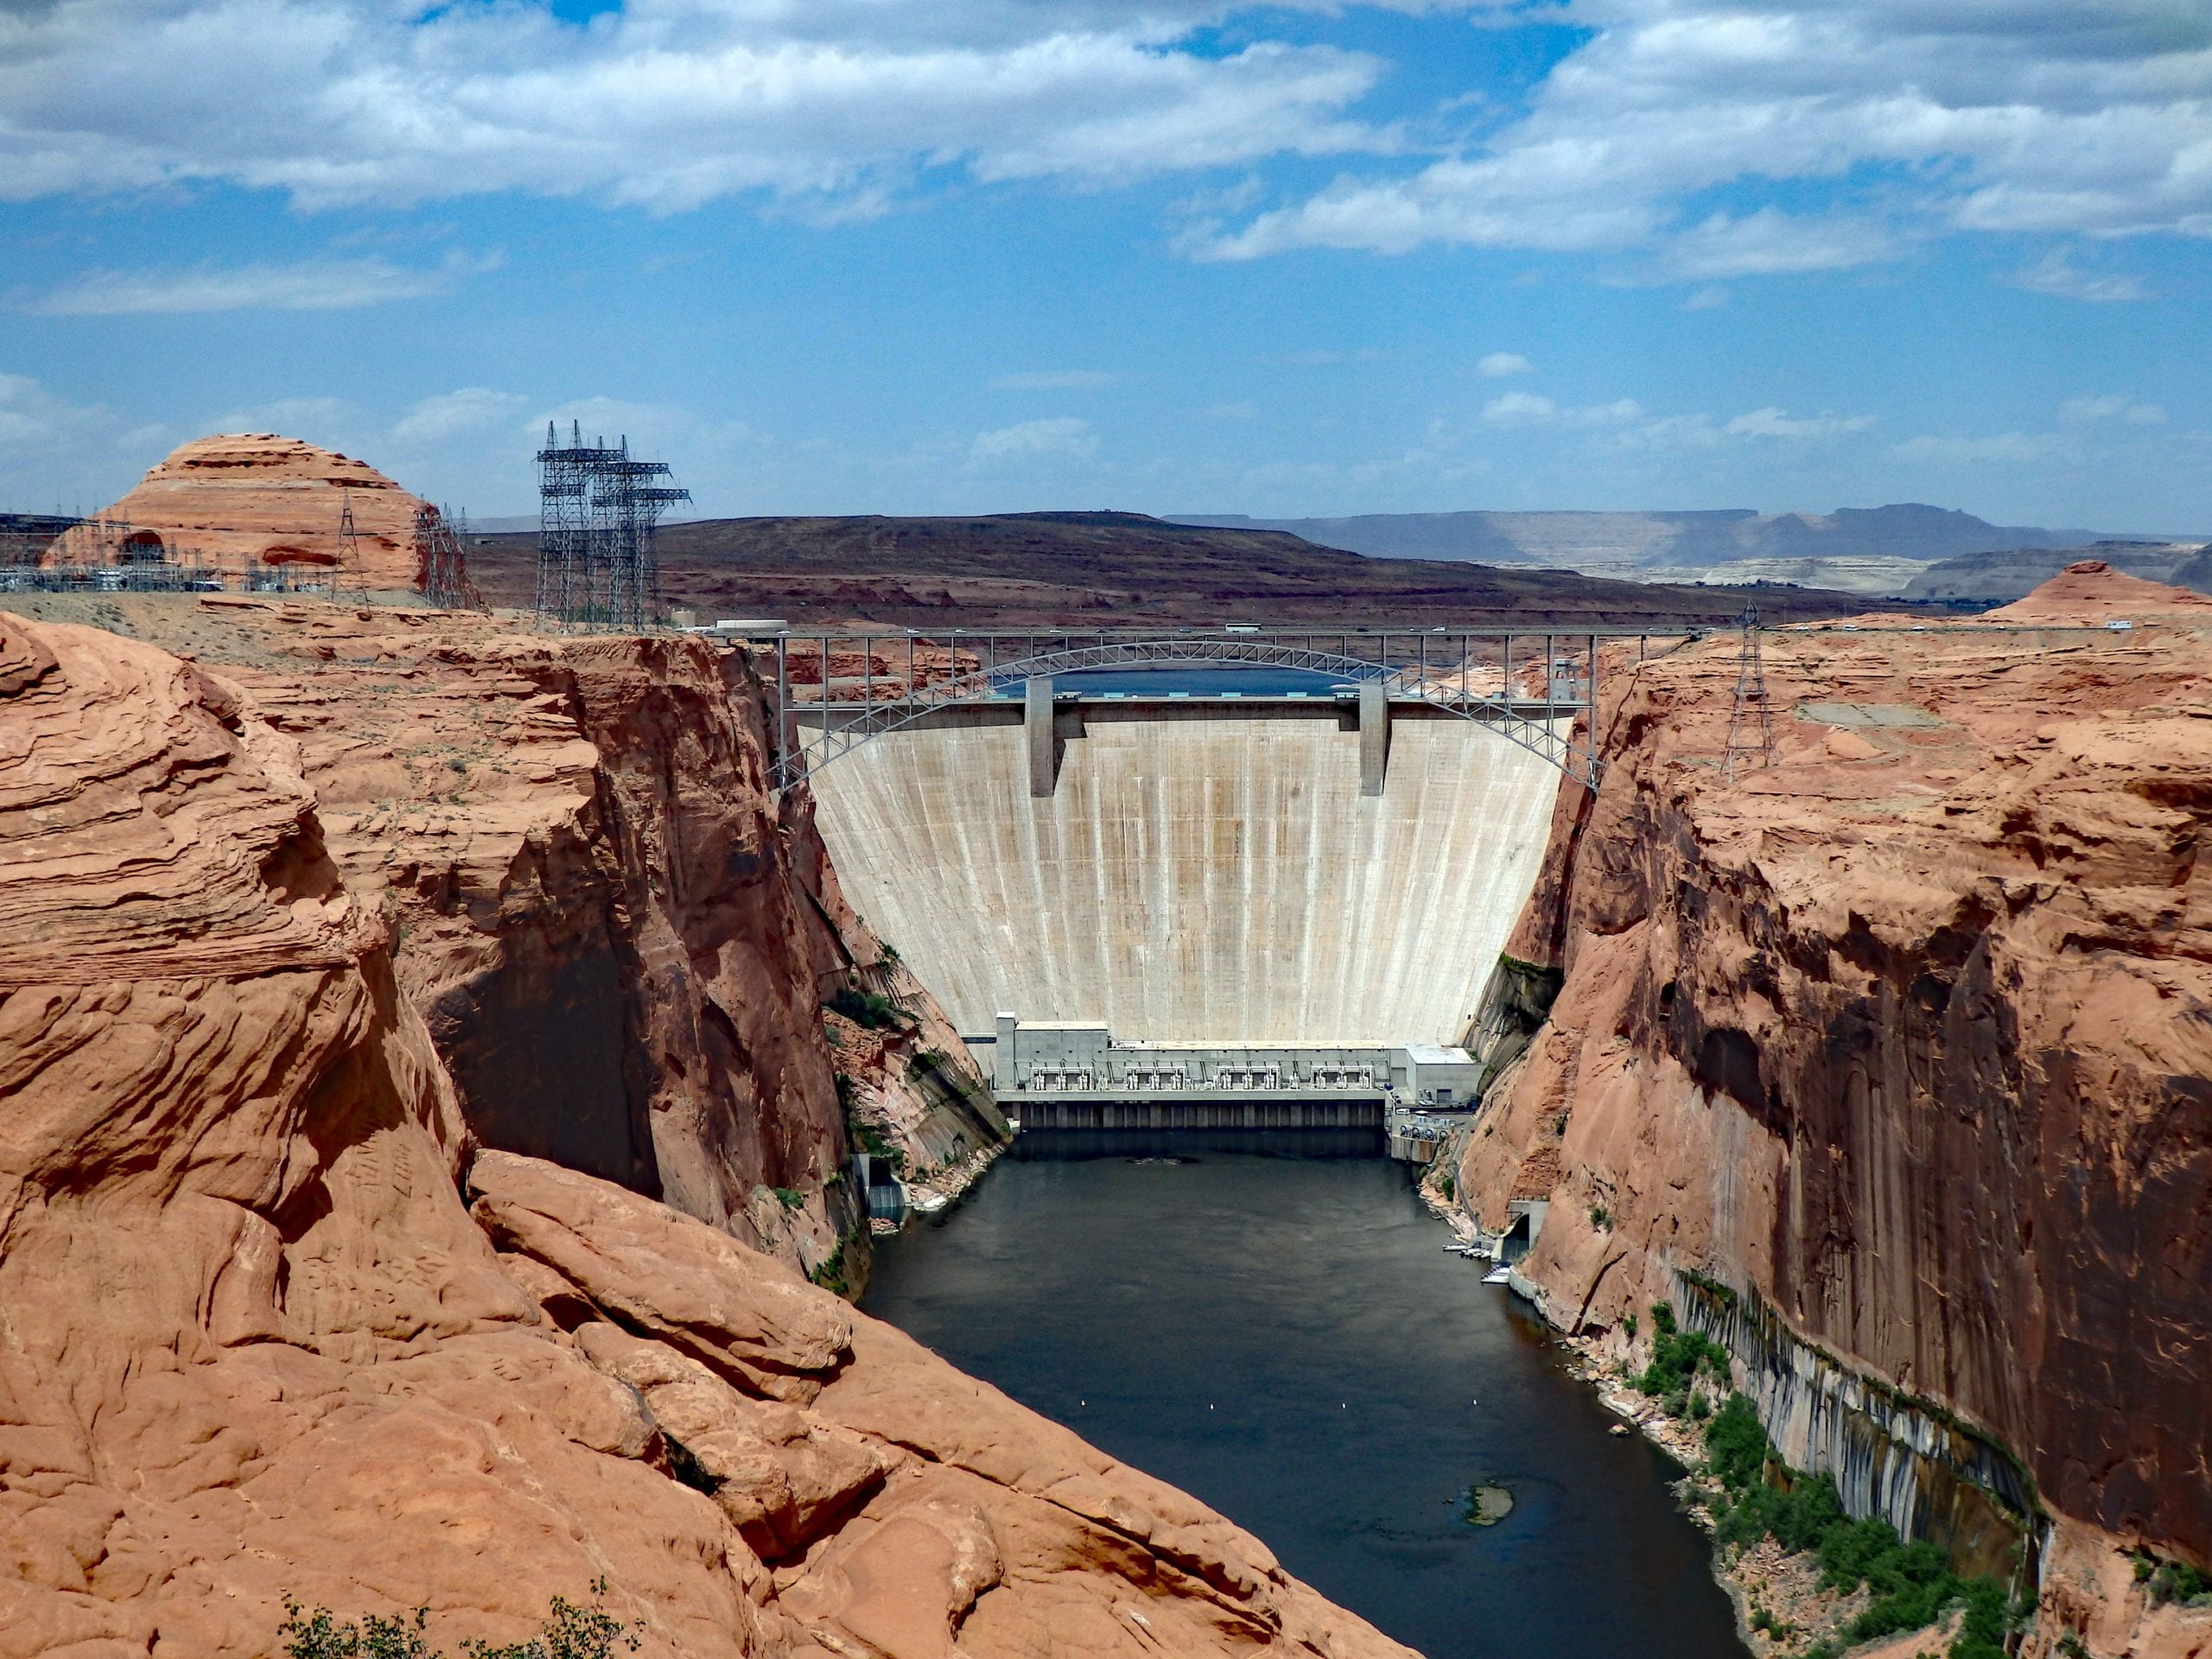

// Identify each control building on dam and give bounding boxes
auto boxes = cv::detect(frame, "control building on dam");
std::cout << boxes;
[776,635,1591,1119]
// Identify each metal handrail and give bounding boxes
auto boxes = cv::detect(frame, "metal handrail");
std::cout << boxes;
[769,634,1609,791]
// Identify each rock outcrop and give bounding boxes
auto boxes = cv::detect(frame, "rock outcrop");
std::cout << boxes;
[1448,569,2212,1656]
[78,433,428,589]
[0,592,999,1277]
[0,605,1404,1658]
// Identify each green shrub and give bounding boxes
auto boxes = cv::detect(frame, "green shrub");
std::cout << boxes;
[281,1586,638,1659]
[1697,1395,2018,1659]
[810,1240,852,1298]
[1634,1303,1731,1397]
[1589,1204,1611,1230]
[772,1186,804,1211]
[1705,1392,1770,1492]
[281,1603,434,1659]
[2147,1555,2212,1605]
[1433,1171,1456,1200]
[825,982,902,1030]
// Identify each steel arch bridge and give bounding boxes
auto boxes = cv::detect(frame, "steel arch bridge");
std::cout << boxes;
[760,626,1670,793]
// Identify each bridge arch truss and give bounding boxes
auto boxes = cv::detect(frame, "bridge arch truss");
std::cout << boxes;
[762,626,1679,793]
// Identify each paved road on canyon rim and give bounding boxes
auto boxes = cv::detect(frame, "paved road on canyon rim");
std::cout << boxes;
[862,1130,1749,1659]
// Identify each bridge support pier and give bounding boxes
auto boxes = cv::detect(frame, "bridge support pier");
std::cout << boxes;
[1359,680,1389,797]
[1027,677,1058,797]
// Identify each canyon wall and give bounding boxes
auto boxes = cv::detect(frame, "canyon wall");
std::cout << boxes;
[1449,567,2212,1656]
[0,604,1392,1657]
[808,710,1562,1041]
[0,590,1001,1276]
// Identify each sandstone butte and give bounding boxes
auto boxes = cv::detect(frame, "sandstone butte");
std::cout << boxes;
[1450,563,2212,1659]
[0,599,1413,1659]
[67,433,429,591]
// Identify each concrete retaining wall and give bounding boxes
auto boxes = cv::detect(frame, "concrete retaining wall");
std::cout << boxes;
[804,713,1562,1042]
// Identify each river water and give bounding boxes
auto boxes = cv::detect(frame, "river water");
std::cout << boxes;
[861,1130,1748,1659]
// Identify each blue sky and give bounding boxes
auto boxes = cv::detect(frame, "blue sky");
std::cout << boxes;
[2,0,2207,531]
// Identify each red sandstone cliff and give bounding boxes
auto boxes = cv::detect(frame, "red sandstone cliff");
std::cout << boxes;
[0,590,997,1278]
[0,606,1403,1658]
[1450,565,2212,1657]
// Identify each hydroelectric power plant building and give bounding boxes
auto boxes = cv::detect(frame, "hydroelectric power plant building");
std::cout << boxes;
[988,1018,1481,1128]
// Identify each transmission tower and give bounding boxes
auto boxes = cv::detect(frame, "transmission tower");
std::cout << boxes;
[1721,602,1776,779]
[336,492,369,599]
[534,423,688,630]
[413,503,485,610]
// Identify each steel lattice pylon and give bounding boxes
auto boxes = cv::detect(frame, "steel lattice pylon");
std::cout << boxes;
[534,423,690,630]
[413,504,486,610]
[336,492,368,600]
[764,631,1621,793]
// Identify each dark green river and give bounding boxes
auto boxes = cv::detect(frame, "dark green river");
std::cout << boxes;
[861,1129,1749,1659]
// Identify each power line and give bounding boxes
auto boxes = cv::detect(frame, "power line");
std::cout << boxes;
[1721,602,1776,779]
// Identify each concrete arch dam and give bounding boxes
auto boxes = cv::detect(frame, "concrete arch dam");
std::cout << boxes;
[803,702,1564,1046]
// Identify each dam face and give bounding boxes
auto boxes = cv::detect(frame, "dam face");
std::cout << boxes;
[804,709,1562,1044]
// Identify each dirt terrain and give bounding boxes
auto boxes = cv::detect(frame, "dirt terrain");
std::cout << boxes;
[467,511,1916,629]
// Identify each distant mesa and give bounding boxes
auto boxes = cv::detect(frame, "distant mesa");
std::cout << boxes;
[1170,504,2206,601]
[72,432,429,591]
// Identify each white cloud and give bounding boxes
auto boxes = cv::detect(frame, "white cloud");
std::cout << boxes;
[989,370,1121,391]
[1681,285,1732,311]
[1618,413,1725,451]
[1724,407,1878,439]
[0,370,115,454]
[2005,249,2149,303]
[2060,393,2166,425]
[1193,2,2212,271]
[1571,397,1644,427]
[1893,431,2071,466]
[22,252,495,315]
[1481,391,1556,423]
[1482,391,1643,427]
[0,1,1386,217]
[969,416,1097,461]
[1476,351,1533,377]
[206,396,354,437]
[391,387,532,446]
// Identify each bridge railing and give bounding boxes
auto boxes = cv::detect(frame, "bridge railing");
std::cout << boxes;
[754,626,1700,792]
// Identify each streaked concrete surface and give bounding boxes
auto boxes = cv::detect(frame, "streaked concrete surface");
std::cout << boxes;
[805,714,1563,1043]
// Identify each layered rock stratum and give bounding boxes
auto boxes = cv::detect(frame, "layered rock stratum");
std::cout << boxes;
[0,590,1002,1274]
[0,601,1404,1657]
[77,433,428,588]
[1450,563,2212,1658]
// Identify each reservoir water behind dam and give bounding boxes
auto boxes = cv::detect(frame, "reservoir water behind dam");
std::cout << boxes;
[863,1133,1750,1659]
